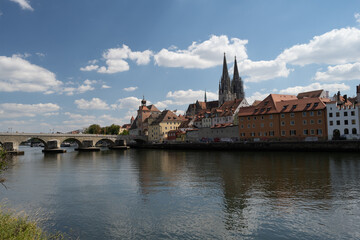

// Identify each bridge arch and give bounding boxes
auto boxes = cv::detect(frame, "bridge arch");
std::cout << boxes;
[61,138,82,148]
[27,137,48,148]
[95,139,115,147]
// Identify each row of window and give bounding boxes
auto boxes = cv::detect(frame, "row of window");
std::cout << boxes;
[240,111,322,122]
[329,119,356,126]
[329,111,355,117]
[240,119,323,128]
[240,129,323,137]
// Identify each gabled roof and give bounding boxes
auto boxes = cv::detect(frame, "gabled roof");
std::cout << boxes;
[150,110,183,125]
[297,90,324,99]
[219,98,244,111]
[147,104,160,112]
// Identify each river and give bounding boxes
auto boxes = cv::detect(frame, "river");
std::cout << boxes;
[1,146,360,239]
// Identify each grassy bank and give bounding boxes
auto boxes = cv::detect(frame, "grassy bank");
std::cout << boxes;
[0,205,63,240]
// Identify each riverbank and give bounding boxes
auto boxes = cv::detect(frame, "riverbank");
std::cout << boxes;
[130,140,360,152]
[0,205,60,240]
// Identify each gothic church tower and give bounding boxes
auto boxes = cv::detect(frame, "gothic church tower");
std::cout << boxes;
[218,54,245,106]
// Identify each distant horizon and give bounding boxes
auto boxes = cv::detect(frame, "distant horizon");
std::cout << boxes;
[1,0,360,132]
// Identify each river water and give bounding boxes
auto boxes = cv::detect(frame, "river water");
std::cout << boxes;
[1,146,360,239]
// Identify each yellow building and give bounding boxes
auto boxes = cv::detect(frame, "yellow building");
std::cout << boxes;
[148,110,184,142]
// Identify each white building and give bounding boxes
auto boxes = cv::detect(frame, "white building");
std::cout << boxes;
[326,101,360,140]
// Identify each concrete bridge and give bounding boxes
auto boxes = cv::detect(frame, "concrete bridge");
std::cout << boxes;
[0,133,147,153]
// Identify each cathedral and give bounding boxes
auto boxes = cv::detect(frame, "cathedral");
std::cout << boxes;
[218,53,245,106]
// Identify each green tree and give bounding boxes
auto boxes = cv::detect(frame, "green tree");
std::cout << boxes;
[108,124,120,135]
[85,124,102,134]
[120,130,129,135]
[0,147,8,188]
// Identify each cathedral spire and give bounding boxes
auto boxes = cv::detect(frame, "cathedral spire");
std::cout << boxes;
[231,56,245,99]
[222,53,229,82]
[233,56,240,81]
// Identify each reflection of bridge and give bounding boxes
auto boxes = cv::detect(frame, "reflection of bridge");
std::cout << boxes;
[0,133,147,153]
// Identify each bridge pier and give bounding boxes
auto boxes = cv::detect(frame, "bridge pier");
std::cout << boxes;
[75,140,100,152]
[42,140,66,153]
[109,139,130,150]
[3,142,24,155]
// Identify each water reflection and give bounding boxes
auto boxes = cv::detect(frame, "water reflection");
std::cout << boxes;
[1,148,360,239]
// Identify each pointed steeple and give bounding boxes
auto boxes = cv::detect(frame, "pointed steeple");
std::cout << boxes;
[231,56,245,99]
[233,56,240,81]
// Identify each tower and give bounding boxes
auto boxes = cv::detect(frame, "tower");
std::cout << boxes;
[231,56,245,99]
[204,89,207,103]
[218,53,233,106]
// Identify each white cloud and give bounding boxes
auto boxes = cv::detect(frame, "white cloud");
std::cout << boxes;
[61,79,95,95]
[74,98,110,110]
[355,13,360,24]
[278,27,360,66]
[0,103,60,119]
[155,100,174,109]
[239,59,290,82]
[279,83,350,95]
[36,52,45,57]
[80,65,99,71]
[314,63,360,82]
[88,59,98,64]
[154,35,248,69]
[0,55,62,93]
[10,0,33,11]
[112,97,143,110]
[101,84,111,89]
[82,44,153,74]
[123,86,138,92]
[246,92,270,105]
[166,89,217,105]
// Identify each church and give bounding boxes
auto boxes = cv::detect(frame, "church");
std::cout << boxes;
[186,54,247,116]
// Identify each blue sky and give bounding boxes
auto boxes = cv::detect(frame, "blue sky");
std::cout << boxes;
[1,0,360,132]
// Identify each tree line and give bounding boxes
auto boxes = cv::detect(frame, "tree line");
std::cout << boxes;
[84,124,129,135]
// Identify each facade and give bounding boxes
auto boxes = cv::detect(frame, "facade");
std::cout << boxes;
[326,93,360,140]
[148,110,184,142]
[129,97,161,136]
[238,92,329,141]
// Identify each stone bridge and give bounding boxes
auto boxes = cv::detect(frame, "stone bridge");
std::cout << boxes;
[0,133,147,153]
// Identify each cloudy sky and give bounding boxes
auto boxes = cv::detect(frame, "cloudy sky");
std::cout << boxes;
[1,0,360,132]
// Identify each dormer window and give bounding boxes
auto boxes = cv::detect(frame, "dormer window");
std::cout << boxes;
[306,103,311,107]
[282,105,288,110]
[314,102,319,107]
[292,104,297,109]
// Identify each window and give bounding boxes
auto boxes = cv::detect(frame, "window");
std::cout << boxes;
[329,112,333,117]
[303,120,307,125]
[281,113,285,118]
[310,111,314,116]
[261,116,264,120]
[352,128,357,134]
[290,113,295,117]
[269,115,273,119]
[247,117,250,120]
[318,119,322,124]
[317,110,322,116]
[336,112,340,117]
[251,132,255,137]
[269,122,273,127]
[241,124,244,129]
[352,119,356,125]
[252,124,255,128]
[303,129,308,135]
[345,120,349,125]
[310,129,315,135]
[317,129,323,135]
[290,130,296,136]
[336,120,340,125]
[248,124,250,128]
[281,121,285,126]
[264,132,267,136]
[165,127,167,130]
[344,112,348,117]
[240,117,244,122]
[302,112,307,117]
[258,132,262,137]
[344,128,349,135]
[310,120,314,124]
[351,111,355,116]
[254,116,257,120]
[281,130,286,136]
[306,103,311,108]
[290,120,295,125]
[269,131,275,136]
[314,102,319,107]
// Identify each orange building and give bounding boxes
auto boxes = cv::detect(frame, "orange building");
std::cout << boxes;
[238,93,329,141]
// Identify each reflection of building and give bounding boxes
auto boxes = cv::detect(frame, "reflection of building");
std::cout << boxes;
[238,91,330,140]
[129,97,161,136]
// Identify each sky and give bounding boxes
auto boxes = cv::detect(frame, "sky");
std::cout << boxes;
[1,0,360,133]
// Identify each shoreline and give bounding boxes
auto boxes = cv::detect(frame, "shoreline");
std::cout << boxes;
[129,140,360,152]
